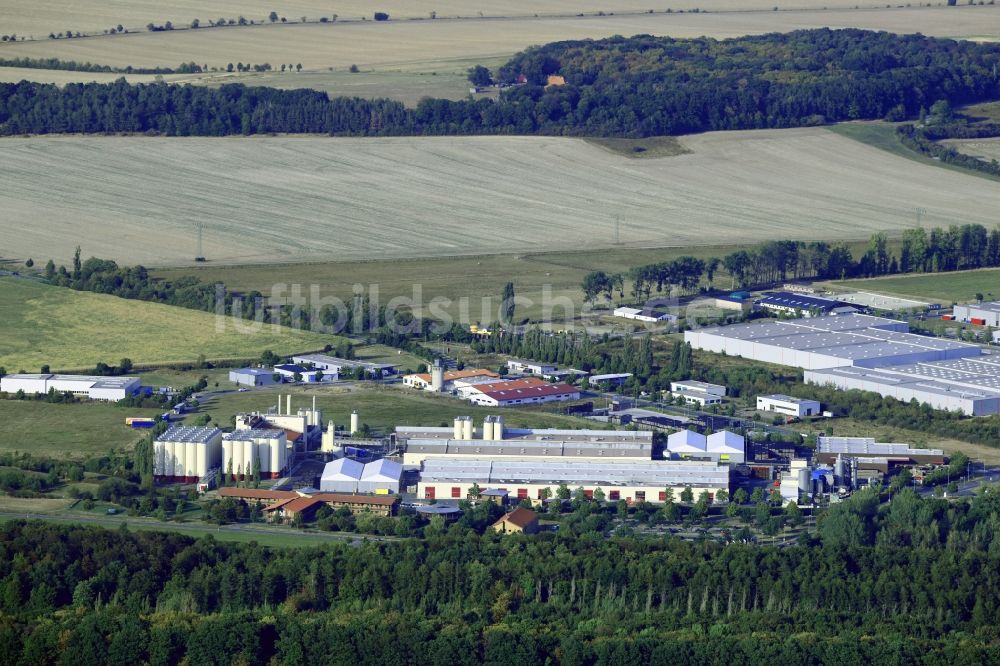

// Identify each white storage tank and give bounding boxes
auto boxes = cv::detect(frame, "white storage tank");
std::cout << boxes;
[172,441,185,479]
[154,442,165,477]
[185,442,197,480]
[258,437,270,476]
[232,438,244,478]
[270,441,280,477]
[243,440,255,478]
[196,445,207,480]
[222,439,233,476]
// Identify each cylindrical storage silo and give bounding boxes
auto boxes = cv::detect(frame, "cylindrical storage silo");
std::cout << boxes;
[154,442,165,477]
[232,439,244,480]
[350,410,359,435]
[243,441,255,479]
[222,439,233,477]
[185,442,197,482]
[482,417,494,441]
[270,439,280,478]
[172,441,184,480]
[463,418,473,441]
[454,417,464,440]
[798,468,810,495]
[196,444,207,480]
[494,416,504,441]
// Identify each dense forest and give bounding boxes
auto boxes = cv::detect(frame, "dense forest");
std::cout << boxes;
[2,486,1000,664]
[2,29,1000,137]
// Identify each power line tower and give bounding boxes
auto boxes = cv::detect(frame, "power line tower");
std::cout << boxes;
[915,207,926,227]
[195,222,206,262]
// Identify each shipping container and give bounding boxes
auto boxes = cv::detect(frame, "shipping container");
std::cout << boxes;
[971,317,987,326]
[941,314,954,321]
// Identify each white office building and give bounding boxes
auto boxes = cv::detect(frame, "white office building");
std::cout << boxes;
[670,380,726,407]
[756,394,821,417]
[953,302,1000,327]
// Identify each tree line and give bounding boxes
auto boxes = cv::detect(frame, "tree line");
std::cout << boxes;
[582,226,1000,305]
[2,487,1000,664]
[3,29,1000,137]
[898,120,1000,179]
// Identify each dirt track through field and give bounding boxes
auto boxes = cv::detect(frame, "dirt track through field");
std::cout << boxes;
[2,128,999,266]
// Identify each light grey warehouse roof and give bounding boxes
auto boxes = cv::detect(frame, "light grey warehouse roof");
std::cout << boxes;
[406,438,651,458]
[420,458,729,486]
[881,357,1000,392]
[759,394,817,404]
[817,436,943,457]
[957,301,1000,314]
[223,429,286,441]
[360,458,403,481]
[807,365,1000,401]
[293,353,395,370]
[398,426,652,445]
[157,426,222,443]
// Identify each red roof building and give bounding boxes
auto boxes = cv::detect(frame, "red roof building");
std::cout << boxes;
[469,381,580,407]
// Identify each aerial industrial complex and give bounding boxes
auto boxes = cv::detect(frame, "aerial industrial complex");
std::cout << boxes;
[686,313,1000,415]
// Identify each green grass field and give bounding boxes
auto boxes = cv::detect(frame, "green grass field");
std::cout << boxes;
[828,122,1000,183]
[153,241,884,324]
[0,277,337,371]
[828,268,1000,304]
[0,400,154,457]
[192,384,601,432]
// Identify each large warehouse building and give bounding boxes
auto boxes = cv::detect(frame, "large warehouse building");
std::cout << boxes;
[418,458,730,503]
[685,314,1000,415]
[400,417,654,466]
[1,373,141,401]
[154,426,223,483]
[291,353,397,378]
[953,302,1000,327]
[815,436,945,465]
[319,458,403,494]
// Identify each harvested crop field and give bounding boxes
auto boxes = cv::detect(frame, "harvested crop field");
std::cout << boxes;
[0,278,333,371]
[828,268,1000,304]
[0,0,947,39]
[1,7,998,71]
[940,138,1000,162]
[2,128,1000,266]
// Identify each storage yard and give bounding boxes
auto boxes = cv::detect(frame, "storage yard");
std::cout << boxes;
[5,129,1000,266]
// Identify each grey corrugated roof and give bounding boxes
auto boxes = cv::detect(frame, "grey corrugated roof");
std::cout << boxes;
[420,458,729,486]
[157,426,222,444]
